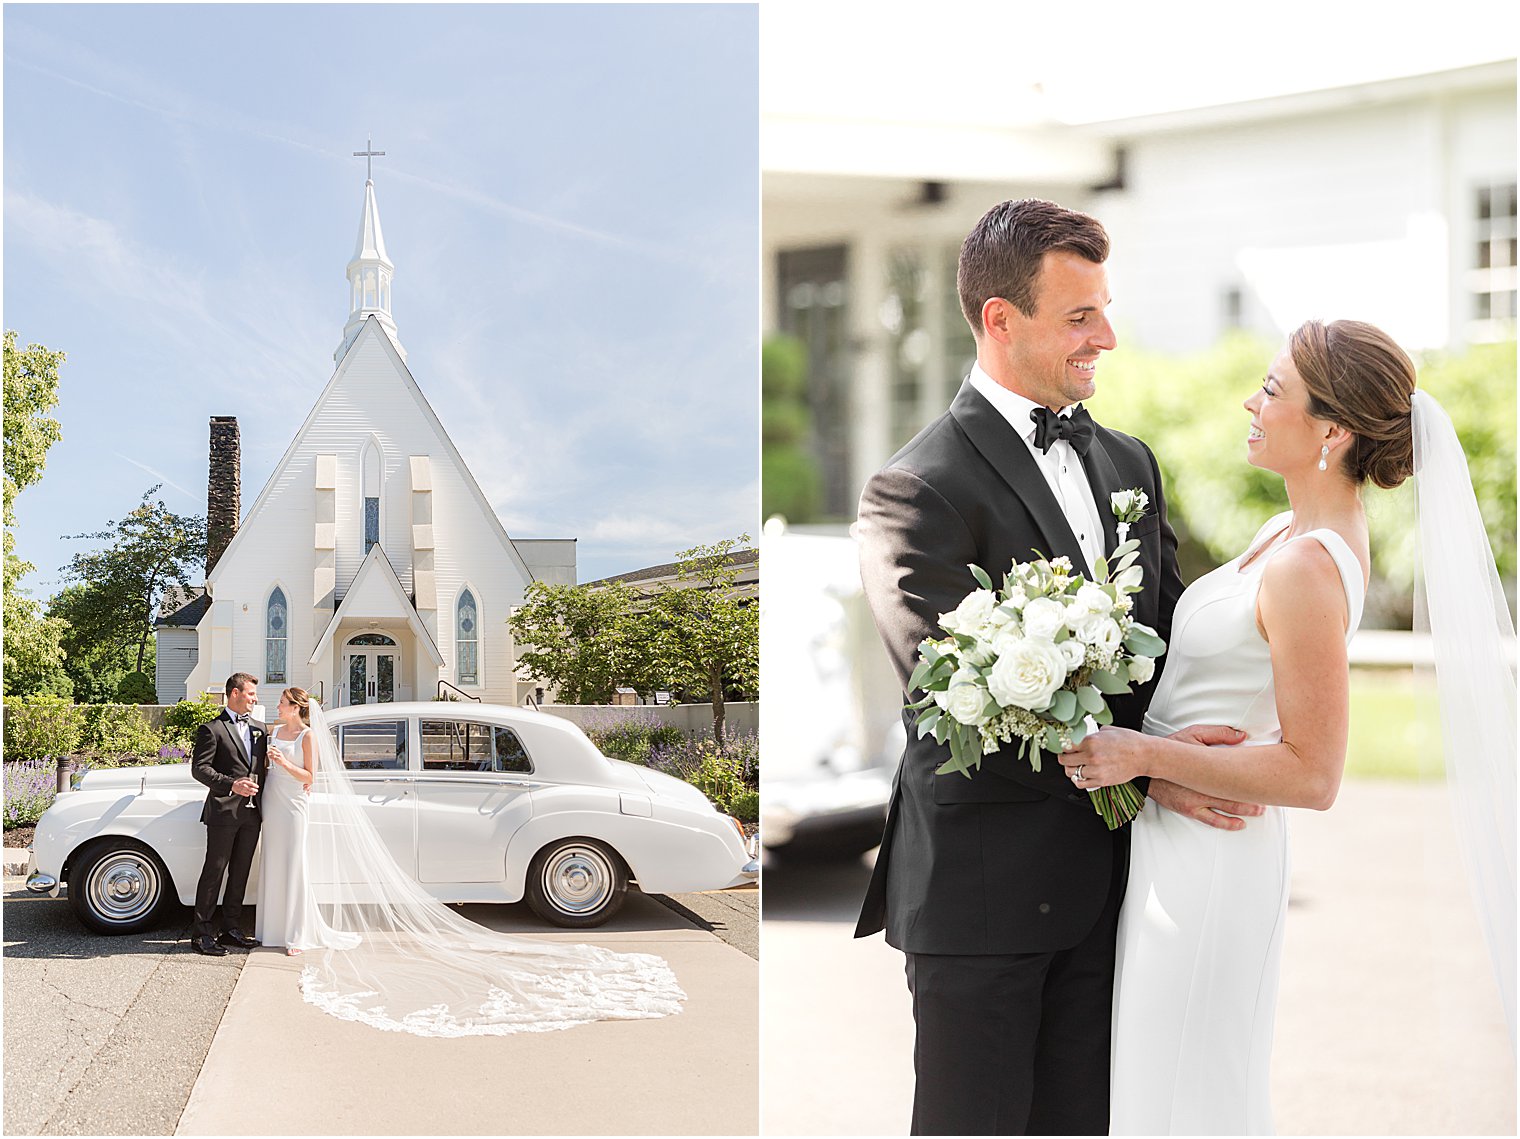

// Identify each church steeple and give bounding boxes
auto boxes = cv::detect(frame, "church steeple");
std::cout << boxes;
[335,158,405,365]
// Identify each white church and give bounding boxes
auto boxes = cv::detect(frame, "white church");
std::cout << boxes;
[156,170,575,707]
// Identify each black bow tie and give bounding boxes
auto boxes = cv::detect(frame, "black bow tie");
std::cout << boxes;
[1030,405,1095,455]
[232,714,248,725]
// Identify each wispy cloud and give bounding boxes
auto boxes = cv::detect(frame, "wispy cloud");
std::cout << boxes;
[112,454,196,502]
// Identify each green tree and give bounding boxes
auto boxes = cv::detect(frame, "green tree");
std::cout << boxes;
[644,535,759,744]
[761,334,821,523]
[56,486,205,691]
[1087,333,1516,626]
[507,578,654,705]
[3,330,70,697]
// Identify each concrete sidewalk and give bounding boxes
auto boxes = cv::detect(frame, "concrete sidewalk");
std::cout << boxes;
[176,892,756,1136]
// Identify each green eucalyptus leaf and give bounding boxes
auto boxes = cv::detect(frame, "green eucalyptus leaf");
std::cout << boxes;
[1125,628,1166,656]
[1048,689,1077,722]
[1076,685,1105,714]
[1089,669,1130,695]
[970,564,994,590]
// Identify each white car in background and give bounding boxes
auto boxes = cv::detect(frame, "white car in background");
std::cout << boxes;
[27,702,757,933]
[760,520,904,859]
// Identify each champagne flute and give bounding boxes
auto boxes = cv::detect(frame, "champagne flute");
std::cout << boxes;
[246,771,259,809]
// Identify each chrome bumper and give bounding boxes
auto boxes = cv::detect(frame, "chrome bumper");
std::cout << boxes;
[26,850,58,895]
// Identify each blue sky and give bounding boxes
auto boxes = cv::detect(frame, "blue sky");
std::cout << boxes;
[4,3,758,597]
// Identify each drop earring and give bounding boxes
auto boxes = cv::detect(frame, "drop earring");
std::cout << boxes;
[1318,444,1329,472]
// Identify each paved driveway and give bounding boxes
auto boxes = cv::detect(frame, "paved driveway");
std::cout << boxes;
[4,887,757,1136]
[761,779,1516,1136]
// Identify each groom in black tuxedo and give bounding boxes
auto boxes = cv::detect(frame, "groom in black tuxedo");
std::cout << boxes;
[854,199,1257,1135]
[189,672,267,956]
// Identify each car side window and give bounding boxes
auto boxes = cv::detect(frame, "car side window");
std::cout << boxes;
[492,727,533,775]
[338,720,407,770]
[421,719,490,772]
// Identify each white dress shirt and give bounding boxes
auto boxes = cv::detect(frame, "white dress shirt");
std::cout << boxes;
[968,364,1107,574]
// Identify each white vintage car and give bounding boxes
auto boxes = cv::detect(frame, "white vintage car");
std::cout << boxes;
[26,702,757,933]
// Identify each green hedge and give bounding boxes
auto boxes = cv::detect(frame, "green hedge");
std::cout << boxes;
[3,697,85,764]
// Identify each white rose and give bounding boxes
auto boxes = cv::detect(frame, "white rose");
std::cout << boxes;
[1021,596,1066,641]
[987,639,1068,711]
[933,687,952,710]
[945,668,989,725]
[962,643,995,668]
[1005,584,1028,608]
[942,589,996,637]
[1069,609,1110,645]
[1110,488,1148,518]
[990,628,1023,658]
[1128,654,1156,684]
[1059,638,1086,670]
[1091,619,1124,657]
[1072,583,1113,616]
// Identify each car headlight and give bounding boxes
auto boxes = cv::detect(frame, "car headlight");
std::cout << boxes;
[727,814,747,843]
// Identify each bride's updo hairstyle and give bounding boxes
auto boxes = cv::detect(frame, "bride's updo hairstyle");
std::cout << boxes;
[282,686,312,726]
[1288,319,1417,489]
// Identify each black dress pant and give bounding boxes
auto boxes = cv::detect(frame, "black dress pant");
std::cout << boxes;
[905,866,1123,1136]
[194,823,260,937]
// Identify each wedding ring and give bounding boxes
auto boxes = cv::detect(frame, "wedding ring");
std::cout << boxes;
[1074,765,1085,783]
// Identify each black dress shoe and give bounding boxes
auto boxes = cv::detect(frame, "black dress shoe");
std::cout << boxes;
[217,929,259,949]
[192,935,228,956]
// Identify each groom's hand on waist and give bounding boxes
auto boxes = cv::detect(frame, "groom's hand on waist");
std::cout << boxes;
[1150,724,1263,831]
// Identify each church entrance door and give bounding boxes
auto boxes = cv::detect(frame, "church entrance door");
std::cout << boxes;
[343,633,399,706]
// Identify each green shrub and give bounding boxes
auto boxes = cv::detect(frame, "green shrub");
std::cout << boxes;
[163,696,222,751]
[3,697,85,764]
[115,671,157,704]
[80,704,163,763]
[583,715,685,765]
[729,788,759,823]
[688,742,748,815]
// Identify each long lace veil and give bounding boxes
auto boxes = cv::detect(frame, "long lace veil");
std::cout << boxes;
[295,700,685,1036]
[1410,390,1517,1044]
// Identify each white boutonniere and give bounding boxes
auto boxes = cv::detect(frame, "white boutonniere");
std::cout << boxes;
[1110,488,1150,546]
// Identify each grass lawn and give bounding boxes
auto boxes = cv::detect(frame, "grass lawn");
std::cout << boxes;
[1345,667,1444,781]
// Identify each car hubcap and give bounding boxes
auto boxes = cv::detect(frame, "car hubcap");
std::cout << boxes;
[86,852,160,924]
[541,845,613,915]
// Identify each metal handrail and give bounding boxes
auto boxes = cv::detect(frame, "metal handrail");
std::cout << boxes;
[436,680,481,703]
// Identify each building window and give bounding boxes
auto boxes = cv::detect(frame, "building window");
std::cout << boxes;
[885,248,930,451]
[457,590,479,685]
[266,587,287,684]
[1472,182,1517,338]
[362,438,382,555]
[777,245,850,519]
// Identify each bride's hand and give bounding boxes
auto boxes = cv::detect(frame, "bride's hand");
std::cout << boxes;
[1059,727,1147,789]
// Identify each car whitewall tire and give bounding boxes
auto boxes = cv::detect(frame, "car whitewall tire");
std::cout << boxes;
[525,837,628,928]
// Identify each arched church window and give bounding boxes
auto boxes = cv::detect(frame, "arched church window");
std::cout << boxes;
[457,590,479,685]
[363,440,382,555]
[364,269,377,309]
[266,587,288,684]
[346,632,397,647]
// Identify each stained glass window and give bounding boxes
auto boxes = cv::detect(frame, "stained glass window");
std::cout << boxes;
[457,590,478,685]
[364,497,380,554]
[266,587,287,683]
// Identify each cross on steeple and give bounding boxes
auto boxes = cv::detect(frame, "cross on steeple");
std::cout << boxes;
[353,137,386,182]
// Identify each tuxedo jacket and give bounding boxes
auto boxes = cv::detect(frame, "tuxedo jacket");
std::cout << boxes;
[854,380,1185,955]
[191,710,269,827]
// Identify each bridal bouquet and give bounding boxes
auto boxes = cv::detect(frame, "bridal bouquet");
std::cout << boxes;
[906,541,1165,829]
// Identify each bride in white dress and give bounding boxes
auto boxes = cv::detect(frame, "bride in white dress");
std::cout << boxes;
[255,689,358,955]
[1061,319,1514,1134]
[251,686,686,1036]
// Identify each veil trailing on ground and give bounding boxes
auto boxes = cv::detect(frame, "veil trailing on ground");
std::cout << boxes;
[1410,390,1517,1045]
[293,700,685,1036]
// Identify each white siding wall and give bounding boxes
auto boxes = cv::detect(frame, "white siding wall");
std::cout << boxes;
[1102,88,1515,354]
[154,628,199,704]
[198,324,534,705]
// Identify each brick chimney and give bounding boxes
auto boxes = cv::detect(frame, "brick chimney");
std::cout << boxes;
[207,417,240,575]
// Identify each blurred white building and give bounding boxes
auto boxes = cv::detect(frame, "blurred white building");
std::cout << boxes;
[763,59,1517,518]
